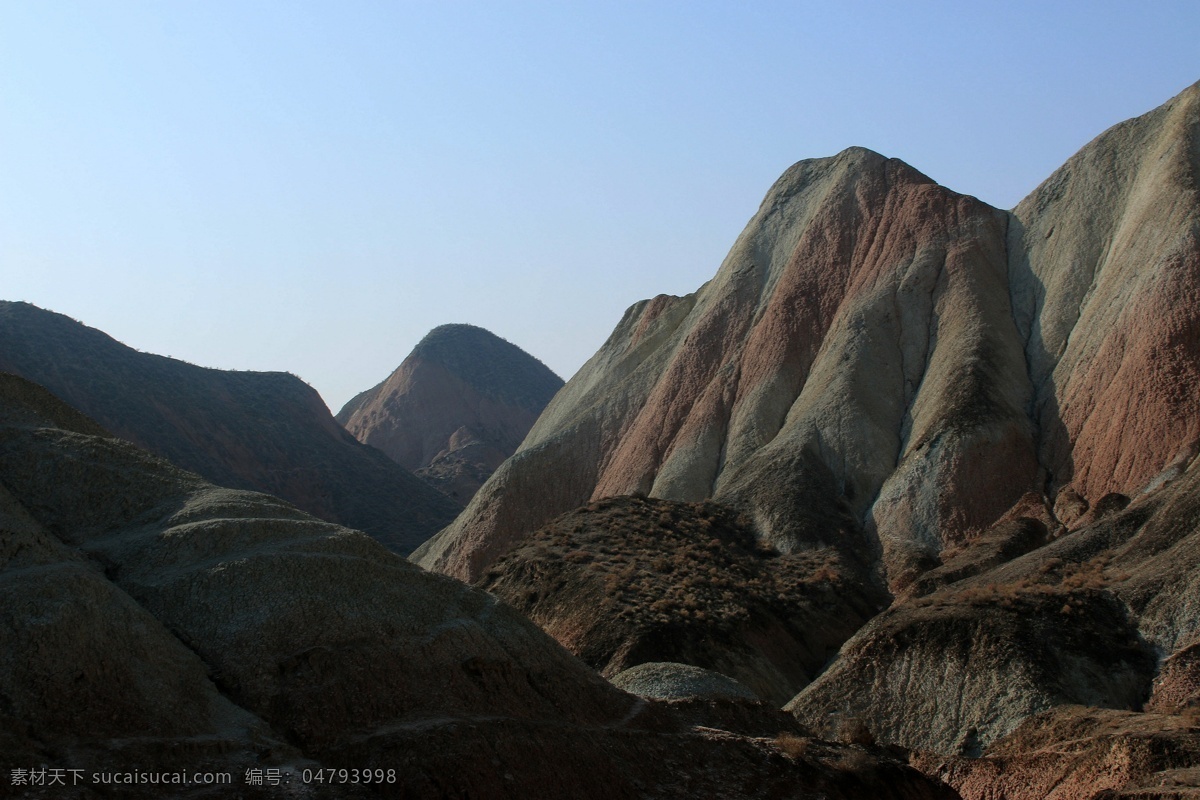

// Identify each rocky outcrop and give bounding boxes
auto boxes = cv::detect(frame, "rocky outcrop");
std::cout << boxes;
[611,662,760,702]
[1149,636,1200,713]
[919,706,1200,800]
[0,372,955,799]
[0,301,460,553]
[476,495,884,705]
[338,324,563,503]
[788,448,1200,757]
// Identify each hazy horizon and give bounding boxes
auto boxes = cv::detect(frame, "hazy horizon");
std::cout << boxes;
[3,2,1198,411]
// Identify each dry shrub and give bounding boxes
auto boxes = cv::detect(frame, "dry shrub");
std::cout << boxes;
[809,563,840,583]
[833,748,875,773]
[774,733,810,759]
[1060,557,1109,590]
[835,716,875,746]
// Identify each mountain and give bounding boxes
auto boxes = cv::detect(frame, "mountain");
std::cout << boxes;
[414,80,1200,795]
[337,324,564,503]
[417,81,1200,588]
[0,301,460,554]
[0,371,953,799]
[416,145,1034,587]
[788,77,1200,793]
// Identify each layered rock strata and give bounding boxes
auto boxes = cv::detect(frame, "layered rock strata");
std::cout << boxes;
[418,82,1200,597]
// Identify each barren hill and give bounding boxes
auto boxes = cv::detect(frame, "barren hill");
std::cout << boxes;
[478,495,886,705]
[0,302,460,554]
[0,371,953,799]
[338,323,563,503]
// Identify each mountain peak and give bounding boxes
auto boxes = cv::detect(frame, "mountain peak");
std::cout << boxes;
[338,323,564,503]
[406,323,562,408]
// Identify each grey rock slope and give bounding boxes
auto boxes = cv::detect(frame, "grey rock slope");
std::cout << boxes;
[0,301,460,553]
[337,324,563,503]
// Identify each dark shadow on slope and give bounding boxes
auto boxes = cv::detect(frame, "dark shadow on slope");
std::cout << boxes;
[1006,215,1074,501]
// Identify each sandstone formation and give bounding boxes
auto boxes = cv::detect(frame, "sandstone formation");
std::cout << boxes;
[0,301,460,553]
[0,372,953,799]
[338,323,563,503]
[418,81,1200,593]
[476,494,884,705]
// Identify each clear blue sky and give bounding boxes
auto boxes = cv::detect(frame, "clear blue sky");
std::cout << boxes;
[2,2,1197,412]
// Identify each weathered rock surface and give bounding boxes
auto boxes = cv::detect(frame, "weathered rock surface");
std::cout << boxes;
[788,448,1200,757]
[0,301,460,553]
[610,662,759,702]
[417,146,1041,590]
[338,324,563,503]
[418,82,1200,600]
[415,145,1051,594]
[0,372,954,799]
[1010,80,1200,507]
[476,495,883,705]
[918,706,1200,800]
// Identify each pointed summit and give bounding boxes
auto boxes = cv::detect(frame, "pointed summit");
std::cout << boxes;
[337,324,563,502]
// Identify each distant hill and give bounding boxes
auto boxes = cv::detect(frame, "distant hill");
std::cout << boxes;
[0,301,460,553]
[337,323,563,503]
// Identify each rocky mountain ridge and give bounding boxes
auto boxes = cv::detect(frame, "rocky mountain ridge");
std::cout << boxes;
[0,301,461,553]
